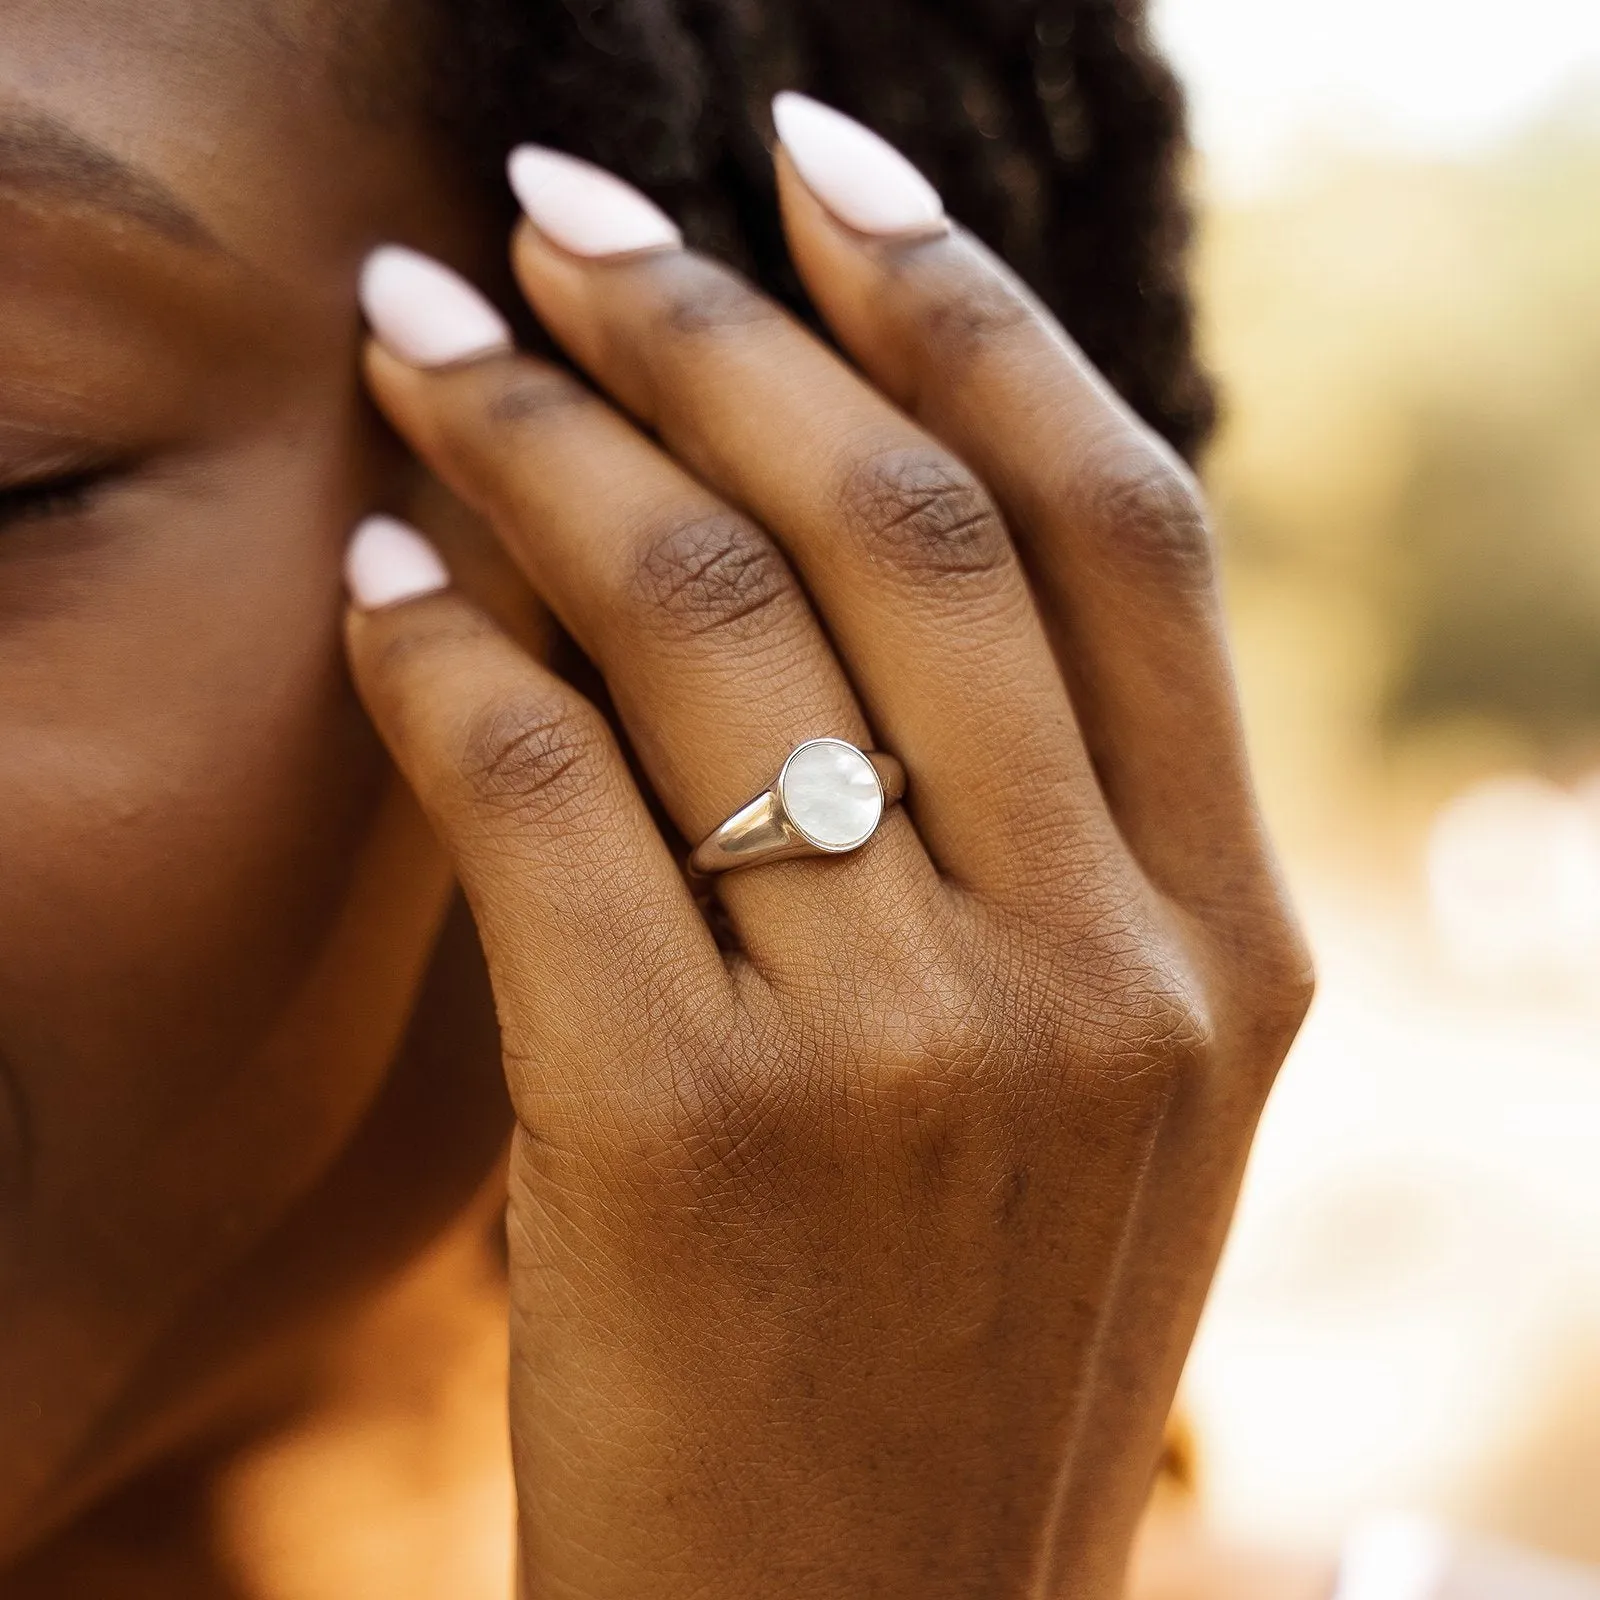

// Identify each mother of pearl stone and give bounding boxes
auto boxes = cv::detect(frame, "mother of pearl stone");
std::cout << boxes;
[778,740,884,851]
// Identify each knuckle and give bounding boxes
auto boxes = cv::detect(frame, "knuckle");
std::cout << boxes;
[883,942,1000,1077]
[842,907,1010,1092]
[1229,907,1318,1081]
[438,364,592,493]
[843,971,994,1095]
[1070,974,1213,1116]
[480,363,589,431]
[1121,977,1214,1095]
[1041,913,1216,1108]
[909,258,1037,371]
[1266,948,1317,1055]
[457,693,608,831]
[836,445,1011,586]
[647,256,786,344]
[366,602,496,684]
[1079,441,1214,589]
[626,511,796,643]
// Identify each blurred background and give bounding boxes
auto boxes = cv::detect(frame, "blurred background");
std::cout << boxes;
[1149,0,1600,1566]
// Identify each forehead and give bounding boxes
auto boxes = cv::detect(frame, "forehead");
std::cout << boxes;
[0,0,429,269]
[0,0,398,94]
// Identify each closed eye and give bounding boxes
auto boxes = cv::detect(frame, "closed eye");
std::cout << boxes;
[0,466,114,530]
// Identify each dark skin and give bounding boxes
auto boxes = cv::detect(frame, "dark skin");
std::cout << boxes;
[1,2,1315,1597]
[343,152,1310,1595]
[0,0,513,1579]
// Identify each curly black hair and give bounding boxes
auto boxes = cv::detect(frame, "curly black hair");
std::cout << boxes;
[418,0,1214,463]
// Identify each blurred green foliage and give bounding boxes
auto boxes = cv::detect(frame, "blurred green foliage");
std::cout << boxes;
[1201,106,1600,757]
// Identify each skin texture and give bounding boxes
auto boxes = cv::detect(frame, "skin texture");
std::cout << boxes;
[0,3,1316,1595]
[0,0,514,1575]
[345,147,1312,1596]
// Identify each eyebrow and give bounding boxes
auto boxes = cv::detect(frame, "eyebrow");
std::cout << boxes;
[0,107,219,251]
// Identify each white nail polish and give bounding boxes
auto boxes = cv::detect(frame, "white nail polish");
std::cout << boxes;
[772,92,946,236]
[359,247,513,368]
[345,515,451,610]
[507,145,683,258]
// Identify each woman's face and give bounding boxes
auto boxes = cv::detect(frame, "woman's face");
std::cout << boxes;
[0,0,511,1553]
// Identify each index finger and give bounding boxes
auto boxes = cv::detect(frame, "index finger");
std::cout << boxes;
[341,517,727,1113]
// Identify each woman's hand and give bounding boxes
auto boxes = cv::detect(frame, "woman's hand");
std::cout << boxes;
[344,96,1311,1600]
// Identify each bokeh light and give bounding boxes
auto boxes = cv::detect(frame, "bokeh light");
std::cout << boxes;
[1150,0,1600,1567]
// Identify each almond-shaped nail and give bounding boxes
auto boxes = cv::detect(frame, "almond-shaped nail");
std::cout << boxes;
[772,92,946,236]
[359,247,513,368]
[345,515,450,610]
[507,146,683,258]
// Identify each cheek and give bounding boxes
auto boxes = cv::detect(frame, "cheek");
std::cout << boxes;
[0,417,392,1184]
[0,344,475,1538]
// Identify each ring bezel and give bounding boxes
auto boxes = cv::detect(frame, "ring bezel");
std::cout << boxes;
[775,737,887,854]
[687,738,905,877]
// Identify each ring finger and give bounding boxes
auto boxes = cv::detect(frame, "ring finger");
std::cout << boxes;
[357,247,939,973]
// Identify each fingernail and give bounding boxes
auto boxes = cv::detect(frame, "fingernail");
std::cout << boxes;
[772,92,946,237]
[359,246,513,368]
[345,515,450,610]
[507,146,682,258]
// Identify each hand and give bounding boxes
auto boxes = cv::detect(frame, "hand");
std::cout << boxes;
[344,97,1311,1600]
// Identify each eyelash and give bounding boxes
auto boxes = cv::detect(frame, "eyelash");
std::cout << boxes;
[0,467,111,530]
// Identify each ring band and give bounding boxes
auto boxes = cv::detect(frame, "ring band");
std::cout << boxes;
[688,738,905,877]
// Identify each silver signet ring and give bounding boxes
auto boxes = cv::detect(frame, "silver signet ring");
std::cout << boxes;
[688,738,905,877]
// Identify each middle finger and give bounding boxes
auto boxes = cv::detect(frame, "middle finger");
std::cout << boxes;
[504,149,1122,902]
